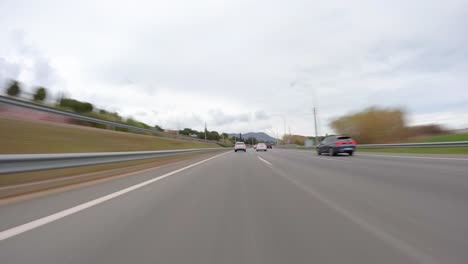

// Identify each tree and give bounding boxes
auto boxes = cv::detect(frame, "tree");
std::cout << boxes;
[245,137,258,145]
[207,131,220,141]
[220,133,230,142]
[179,128,198,136]
[6,80,21,97]
[281,134,307,145]
[197,132,205,139]
[59,98,94,113]
[330,107,406,144]
[33,87,47,102]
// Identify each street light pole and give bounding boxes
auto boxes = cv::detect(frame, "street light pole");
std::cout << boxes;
[283,117,286,139]
[290,79,319,145]
[204,122,207,141]
[313,107,319,146]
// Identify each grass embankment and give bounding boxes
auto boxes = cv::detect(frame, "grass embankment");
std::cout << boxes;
[0,118,220,154]
[0,118,223,190]
[358,147,468,154]
[360,133,468,154]
[412,133,468,143]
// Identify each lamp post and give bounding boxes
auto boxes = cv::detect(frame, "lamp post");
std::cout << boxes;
[290,79,320,146]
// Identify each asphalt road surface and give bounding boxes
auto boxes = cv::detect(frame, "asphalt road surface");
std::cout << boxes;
[1,149,468,264]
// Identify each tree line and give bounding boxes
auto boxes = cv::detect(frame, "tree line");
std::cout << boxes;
[6,80,48,102]
[178,128,231,142]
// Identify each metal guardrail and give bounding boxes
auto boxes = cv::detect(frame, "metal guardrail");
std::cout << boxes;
[0,148,225,174]
[275,141,468,149]
[357,141,468,149]
[0,95,214,143]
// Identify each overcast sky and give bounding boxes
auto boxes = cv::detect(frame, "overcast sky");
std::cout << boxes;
[1,0,467,137]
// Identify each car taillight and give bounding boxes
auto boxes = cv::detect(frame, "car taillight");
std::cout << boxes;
[336,140,356,145]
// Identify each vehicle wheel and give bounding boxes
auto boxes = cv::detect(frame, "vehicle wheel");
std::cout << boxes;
[244,150,246,152]
[264,150,267,152]
[329,148,335,156]
[349,151,354,156]
[235,150,237,152]
[317,149,321,155]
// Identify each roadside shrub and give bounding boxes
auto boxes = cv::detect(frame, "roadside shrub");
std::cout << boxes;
[33,87,47,101]
[6,80,21,97]
[59,98,94,113]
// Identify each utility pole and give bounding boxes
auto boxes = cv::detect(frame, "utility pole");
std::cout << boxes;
[313,107,319,146]
[283,117,286,141]
[204,122,207,141]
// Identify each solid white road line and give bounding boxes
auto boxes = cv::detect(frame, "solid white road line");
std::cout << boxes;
[358,153,468,161]
[0,151,229,241]
[257,156,272,166]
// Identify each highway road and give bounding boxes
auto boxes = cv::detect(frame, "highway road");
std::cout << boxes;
[1,149,468,263]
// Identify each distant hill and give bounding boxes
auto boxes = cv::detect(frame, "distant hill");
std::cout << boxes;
[228,132,277,142]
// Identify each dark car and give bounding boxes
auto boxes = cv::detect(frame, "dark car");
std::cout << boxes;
[266,144,273,149]
[317,136,356,156]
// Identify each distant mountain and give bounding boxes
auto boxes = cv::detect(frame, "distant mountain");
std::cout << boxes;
[228,132,277,142]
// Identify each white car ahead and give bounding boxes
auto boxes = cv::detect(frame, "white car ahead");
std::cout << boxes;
[234,142,247,152]
[255,143,267,151]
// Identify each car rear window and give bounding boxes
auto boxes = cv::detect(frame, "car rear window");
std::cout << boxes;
[236,143,245,145]
[337,136,351,140]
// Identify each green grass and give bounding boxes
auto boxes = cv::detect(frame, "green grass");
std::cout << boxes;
[359,147,468,154]
[412,133,468,143]
[0,118,220,154]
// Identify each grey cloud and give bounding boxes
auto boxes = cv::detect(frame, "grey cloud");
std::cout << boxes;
[134,111,147,117]
[254,110,269,121]
[1,31,58,89]
[154,112,205,131]
[208,109,250,126]
[0,58,21,83]
[33,56,57,88]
